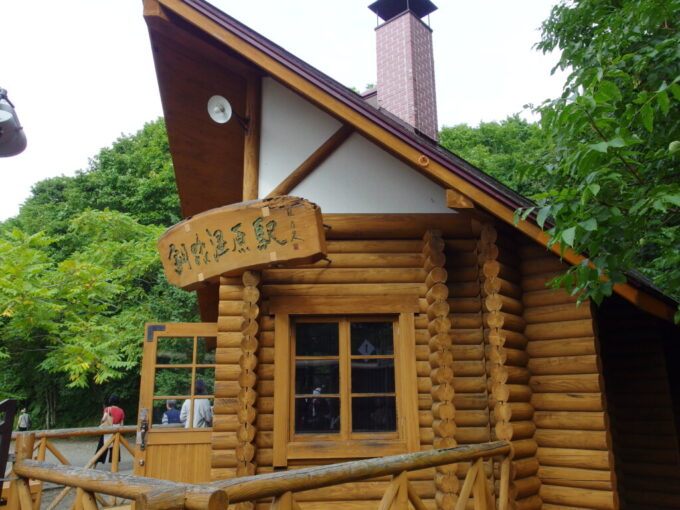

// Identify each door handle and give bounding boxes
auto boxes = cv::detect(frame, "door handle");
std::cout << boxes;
[137,408,149,451]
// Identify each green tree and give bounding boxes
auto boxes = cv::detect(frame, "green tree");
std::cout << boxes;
[439,115,547,196]
[0,119,197,427]
[0,211,197,427]
[8,119,180,255]
[522,0,680,318]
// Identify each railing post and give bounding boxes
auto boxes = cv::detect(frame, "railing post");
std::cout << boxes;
[13,434,35,510]
[497,455,510,510]
[32,437,47,510]
[110,431,122,506]
[271,491,294,510]
[111,432,121,474]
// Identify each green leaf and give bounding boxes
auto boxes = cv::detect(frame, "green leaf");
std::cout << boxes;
[562,227,577,247]
[589,141,610,153]
[657,91,670,115]
[589,183,601,196]
[536,207,551,228]
[670,141,680,154]
[640,103,653,132]
[663,194,680,207]
[598,80,622,101]
[608,137,626,148]
[580,218,598,231]
[670,83,680,101]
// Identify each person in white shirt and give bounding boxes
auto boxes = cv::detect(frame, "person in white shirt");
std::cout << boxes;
[17,408,31,431]
[180,379,213,428]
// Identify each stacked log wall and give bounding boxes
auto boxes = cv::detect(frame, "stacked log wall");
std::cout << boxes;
[212,276,247,481]
[486,232,540,510]
[256,236,438,509]
[424,230,458,509]
[597,295,680,509]
[443,235,493,509]
[520,244,618,510]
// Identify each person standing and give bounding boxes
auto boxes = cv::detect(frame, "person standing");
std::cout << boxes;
[95,395,125,465]
[180,380,213,428]
[162,400,181,425]
[17,408,31,431]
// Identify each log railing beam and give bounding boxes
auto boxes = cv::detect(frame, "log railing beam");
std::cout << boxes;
[214,442,510,503]
[11,440,511,510]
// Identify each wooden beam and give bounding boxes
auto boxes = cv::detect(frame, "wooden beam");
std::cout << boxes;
[266,124,353,198]
[446,189,474,209]
[243,75,261,201]
[268,295,419,314]
[323,214,473,239]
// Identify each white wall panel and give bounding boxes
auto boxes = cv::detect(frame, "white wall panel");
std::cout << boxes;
[258,77,342,197]
[292,133,451,213]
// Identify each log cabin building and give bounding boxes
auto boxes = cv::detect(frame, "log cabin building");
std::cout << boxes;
[135,1,680,508]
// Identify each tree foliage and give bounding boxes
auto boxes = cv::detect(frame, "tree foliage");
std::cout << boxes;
[522,0,680,318]
[440,115,548,196]
[0,119,197,427]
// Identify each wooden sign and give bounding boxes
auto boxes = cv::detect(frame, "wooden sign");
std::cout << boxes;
[158,196,326,290]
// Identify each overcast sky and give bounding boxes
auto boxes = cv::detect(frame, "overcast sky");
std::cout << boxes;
[1,0,563,221]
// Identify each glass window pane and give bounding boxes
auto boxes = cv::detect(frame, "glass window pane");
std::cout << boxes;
[295,360,339,395]
[195,368,215,395]
[295,397,340,434]
[296,323,339,356]
[180,398,213,428]
[156,337,193,364]
[352,396,396,432]
[152,399,184,427]
[351,359,395,393]
[154,367,192,397]
[350,322,393,355]
[197,337,216,364]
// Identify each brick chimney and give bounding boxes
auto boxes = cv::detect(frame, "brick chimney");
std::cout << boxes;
[369,0,439,141]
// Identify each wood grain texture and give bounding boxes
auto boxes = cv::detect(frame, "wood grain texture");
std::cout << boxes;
[423,230,459,509]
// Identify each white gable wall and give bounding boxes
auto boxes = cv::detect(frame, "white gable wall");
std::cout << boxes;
[259,78,451,214]
[259,77,342,198]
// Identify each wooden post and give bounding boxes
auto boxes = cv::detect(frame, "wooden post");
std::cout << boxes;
[77,489,98,510]
[395,472,409,510]
[377,477,400,510]
[235,271,261,510]
[111,433,121,473]
[498,455,511,510]
[242,74,261,201]
[455,459,478,510]
[423,230,459,510]
[271,491,293,510]
[32,436,47,510]
[13,434,35,510]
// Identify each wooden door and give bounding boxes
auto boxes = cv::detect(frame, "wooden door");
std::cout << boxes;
[134,323,217,483]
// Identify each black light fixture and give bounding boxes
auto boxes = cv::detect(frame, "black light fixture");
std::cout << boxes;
[0,88,27,157]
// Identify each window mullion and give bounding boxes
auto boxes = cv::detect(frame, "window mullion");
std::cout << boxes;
[339,318,351,440]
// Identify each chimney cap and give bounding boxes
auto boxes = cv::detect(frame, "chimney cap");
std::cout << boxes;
[368,0,437,22]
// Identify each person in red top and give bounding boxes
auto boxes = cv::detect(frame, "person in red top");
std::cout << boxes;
[95,395,125,465]
[103,396,125,426]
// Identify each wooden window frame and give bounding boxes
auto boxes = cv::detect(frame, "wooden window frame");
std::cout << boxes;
[140,323,217,431]
[272,298,420,467]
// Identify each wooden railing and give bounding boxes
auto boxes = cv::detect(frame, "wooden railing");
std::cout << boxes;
[9,433,511,510]
[5,426,136,510]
